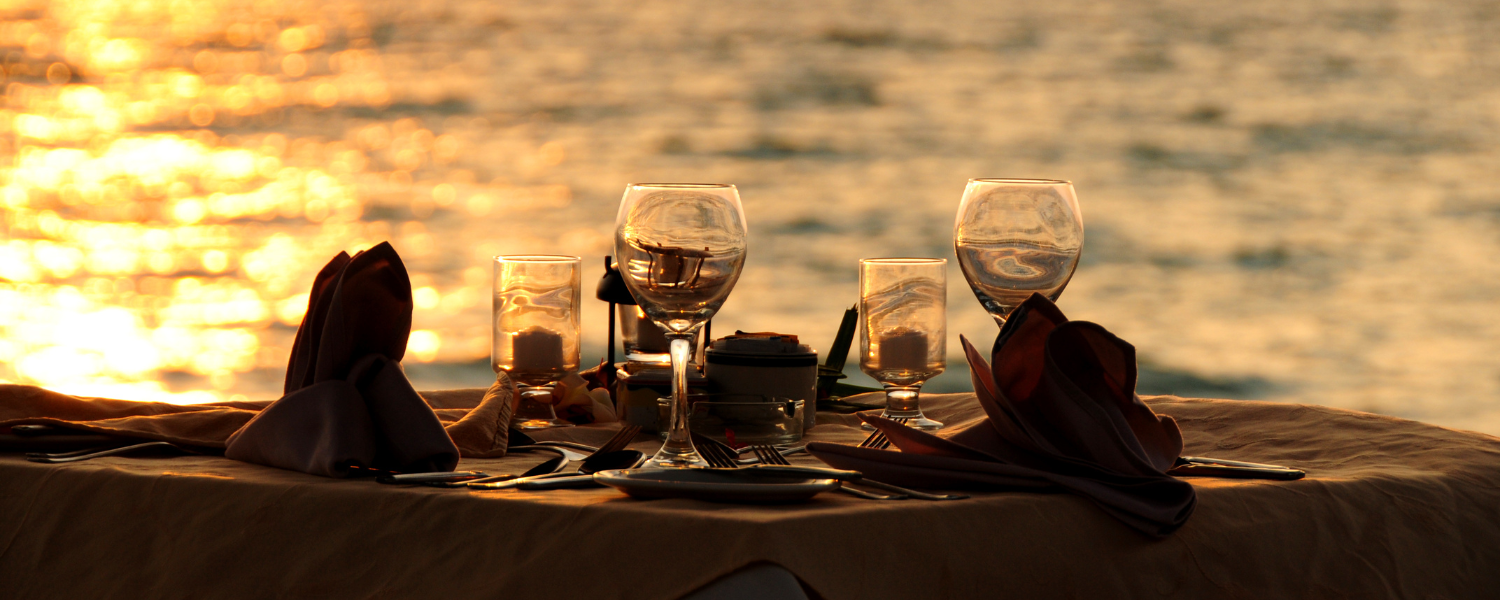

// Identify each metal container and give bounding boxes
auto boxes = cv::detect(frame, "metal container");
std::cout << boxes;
[704,333,819,431]
[615,363,711,432]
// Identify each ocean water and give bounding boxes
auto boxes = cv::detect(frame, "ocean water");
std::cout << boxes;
[3,0,1499,434]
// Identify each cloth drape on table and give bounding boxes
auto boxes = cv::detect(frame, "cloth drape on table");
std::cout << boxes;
[808,293,1196,536]
[0,381,514,458]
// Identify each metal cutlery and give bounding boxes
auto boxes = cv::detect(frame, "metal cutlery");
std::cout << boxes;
[26,441,186,463]
[690,434,947,501]
[1171,456,1305,480]
[468,425,642,489]
[857,416,911,450]
[751,443,966,501]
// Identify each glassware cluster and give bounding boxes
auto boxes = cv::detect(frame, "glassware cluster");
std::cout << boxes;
[494,177,1082,465]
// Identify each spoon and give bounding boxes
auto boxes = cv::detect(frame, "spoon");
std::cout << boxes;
[477,450,647,491]
[579,450,644,474]
[451,455,568,488]
[516,451,647,490]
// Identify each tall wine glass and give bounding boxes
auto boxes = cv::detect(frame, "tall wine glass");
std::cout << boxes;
[859,258,946,430]
[954,179,1084,326]
[493,255,581,429]
[615,183,747,468]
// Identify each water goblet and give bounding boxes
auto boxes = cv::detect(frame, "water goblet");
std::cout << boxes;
[954,178,1084,327]
[859,258,946,430]
[493,255,582,430]
[615,183,747,468]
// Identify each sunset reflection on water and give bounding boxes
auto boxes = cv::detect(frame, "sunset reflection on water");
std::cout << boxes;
[0,0,558,402]
[4,0,1500,434]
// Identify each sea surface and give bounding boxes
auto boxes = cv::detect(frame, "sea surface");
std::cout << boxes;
[3,0,1499,434]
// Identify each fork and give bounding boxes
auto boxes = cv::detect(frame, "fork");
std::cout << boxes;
[857,416,911,450]
[752,443,967,501]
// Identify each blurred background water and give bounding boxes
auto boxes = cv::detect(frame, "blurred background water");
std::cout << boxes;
[2,0,1498,433]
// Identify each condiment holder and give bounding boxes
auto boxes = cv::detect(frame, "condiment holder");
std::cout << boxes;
[704,332,819,431]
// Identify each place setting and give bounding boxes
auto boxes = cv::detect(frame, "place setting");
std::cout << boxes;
[11,173,1500,600]
[1,177,1313,531]
[282,178,1300,528]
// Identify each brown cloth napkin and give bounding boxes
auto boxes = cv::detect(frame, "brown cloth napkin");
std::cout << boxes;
[807,294,1195,536]
[224,242,460,477]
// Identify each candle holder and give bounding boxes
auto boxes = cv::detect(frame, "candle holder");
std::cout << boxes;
[494,255,581,430]
[859,258,946,430]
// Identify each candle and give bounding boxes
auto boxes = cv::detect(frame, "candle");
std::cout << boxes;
[877,328,929,372]
[511,326,565,372]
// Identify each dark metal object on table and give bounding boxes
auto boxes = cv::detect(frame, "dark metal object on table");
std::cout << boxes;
[596,255,636,368]
[817,305,859,398]
[1170,456,1306,480]
[515,451,648,490]
[468,425,643,489]
[377,471,490,484]
[458,454,569,488]
[752,443,966,501]
[696,436,858,479]
[26,441,187,463]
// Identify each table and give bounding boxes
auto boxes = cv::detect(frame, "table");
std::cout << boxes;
[3,392,1500,599]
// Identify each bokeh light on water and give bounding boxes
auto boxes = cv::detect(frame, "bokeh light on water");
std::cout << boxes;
[3,0,1499,434]
[0,0,585,402]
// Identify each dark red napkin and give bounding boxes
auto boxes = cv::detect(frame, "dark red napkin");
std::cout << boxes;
[225,242,460,477]
[807,294,1195,536]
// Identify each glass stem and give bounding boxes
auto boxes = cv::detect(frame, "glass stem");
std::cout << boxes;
[650,335,701,464]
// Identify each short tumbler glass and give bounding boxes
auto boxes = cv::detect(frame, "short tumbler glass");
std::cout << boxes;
[493,255,581,430]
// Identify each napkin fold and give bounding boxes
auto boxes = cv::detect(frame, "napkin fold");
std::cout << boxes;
[807,294,1196,536]
[224,242,462,477]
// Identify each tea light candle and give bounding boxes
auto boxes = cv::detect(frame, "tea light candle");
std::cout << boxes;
[632,308,670,353]
[878,328,928,372]
[512,326,565,371]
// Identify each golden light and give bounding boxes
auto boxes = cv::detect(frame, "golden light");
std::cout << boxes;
[0,0,513,404]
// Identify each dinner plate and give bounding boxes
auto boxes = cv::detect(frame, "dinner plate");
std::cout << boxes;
[594,468,840,503]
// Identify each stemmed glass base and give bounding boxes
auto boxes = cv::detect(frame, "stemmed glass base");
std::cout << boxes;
[513,386,575,430]
[642,336,710,468]
[863,384,944,431]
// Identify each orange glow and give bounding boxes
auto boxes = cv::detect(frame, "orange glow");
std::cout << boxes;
[0,0,520,404]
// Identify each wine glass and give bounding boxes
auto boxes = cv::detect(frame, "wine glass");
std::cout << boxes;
[614,183,747,468]
[954,179,1084,326]
[859,258,947,430]
[493,255,581,430]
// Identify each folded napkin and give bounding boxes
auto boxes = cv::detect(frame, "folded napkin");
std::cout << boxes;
[807,294,1195,536]
[223,242,467,477]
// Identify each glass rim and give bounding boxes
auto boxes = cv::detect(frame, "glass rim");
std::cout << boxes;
[494,254,582,263]
[968,178,1072,185]
[626,183,737,189]
[859,257,947,265]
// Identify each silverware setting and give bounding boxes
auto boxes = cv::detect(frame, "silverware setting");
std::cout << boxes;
[857,416,910,450]
[684,432,965,501]
[467,425,643,489]
[26,441,186,463]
